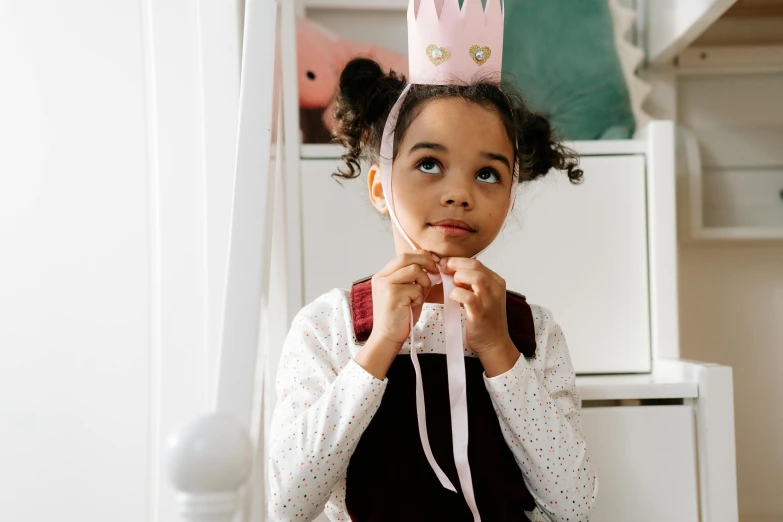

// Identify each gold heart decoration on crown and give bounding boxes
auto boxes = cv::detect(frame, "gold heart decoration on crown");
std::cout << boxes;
[469,45,492,66]
[426,45,451,66]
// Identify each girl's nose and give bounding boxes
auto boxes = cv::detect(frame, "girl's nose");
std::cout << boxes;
[441,183,473,209]
[445,198,470,207]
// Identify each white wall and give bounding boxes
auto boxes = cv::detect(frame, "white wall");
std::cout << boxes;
[0,1,152,520]
[679,245,783,521]
[675,16,783,522]
[0,1,240,521]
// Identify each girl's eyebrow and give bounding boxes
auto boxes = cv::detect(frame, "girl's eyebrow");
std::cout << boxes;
[481,151,511,171]
[408,142,447,155]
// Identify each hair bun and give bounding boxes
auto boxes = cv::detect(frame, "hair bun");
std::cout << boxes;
[521,112,554,175]
[517,109,583,183]
[332,58,406,179]
[338,58,385,107]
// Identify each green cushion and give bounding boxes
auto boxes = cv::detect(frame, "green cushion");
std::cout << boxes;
[502,0,636,140]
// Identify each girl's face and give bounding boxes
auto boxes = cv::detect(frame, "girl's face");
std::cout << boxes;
[369,97,515,258]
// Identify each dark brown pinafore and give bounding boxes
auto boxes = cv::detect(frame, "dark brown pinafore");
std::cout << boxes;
[344,277,538,521]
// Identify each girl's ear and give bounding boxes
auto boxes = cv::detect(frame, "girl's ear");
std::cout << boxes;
[367,164,388,214]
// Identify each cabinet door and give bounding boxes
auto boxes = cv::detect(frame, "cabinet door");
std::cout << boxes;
[581,406,699,521]
[481,155,651,373]
[300,156,650,374]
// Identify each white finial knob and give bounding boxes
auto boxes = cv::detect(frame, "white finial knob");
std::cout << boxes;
[168,413,253,521]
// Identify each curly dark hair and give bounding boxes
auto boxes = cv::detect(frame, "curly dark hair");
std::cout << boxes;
[331,57,583,186]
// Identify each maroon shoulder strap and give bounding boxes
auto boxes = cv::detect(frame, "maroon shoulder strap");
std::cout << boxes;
[349,277,537,358]
[349,276,375,345]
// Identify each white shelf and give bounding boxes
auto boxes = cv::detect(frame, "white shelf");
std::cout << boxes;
[301,140,646,160]
[576,359,704,401]
[678,45,783,75]
[689,226,783,241]
[577,376,698,401]
[646,0,737,66]
[570,140,647,156]
[676,49,783,242]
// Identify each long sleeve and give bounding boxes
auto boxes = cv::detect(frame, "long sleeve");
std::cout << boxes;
[483,307,598,521]
[268,296,388,521]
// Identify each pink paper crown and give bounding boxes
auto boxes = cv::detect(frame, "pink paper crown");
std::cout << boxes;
[408,0,505,86]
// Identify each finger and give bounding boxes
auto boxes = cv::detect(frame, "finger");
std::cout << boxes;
[378,250,439,277]
[485,266,505,286]
[452,268,492,293]
[400,250,439,274]
[387,264,432,290]
[438,256,481,274]
[449,286,480,314]
[402,283,425,307]
[440,257,504,286]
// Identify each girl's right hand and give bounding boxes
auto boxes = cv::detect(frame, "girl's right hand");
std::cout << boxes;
[369,250,440,348]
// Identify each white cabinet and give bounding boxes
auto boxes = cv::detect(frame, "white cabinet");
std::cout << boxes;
[300,158,396,300]
[299,152,651,374]
[482,155,651,374]
[582,405,700,521]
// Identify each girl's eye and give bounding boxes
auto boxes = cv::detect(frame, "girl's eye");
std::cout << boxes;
[417,158,442,175]
[476,169,500,184]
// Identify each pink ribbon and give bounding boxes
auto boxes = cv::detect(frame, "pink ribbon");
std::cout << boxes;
[379,84,518,522]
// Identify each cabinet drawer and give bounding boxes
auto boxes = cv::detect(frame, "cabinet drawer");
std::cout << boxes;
[581,406,699,521]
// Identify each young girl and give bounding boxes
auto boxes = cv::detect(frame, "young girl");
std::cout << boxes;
[268,54,597,520]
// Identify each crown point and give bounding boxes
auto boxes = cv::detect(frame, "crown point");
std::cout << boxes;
[462,0,484,17]
[416,0,439,20]
[410,0,420,17]
[434,0,446,17]
[485,0,502,17]
[438,0,460,22]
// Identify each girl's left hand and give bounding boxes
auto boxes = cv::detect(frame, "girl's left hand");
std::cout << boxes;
[438,257,513,355]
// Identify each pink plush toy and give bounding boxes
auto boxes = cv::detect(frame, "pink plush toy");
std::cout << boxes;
[297,18,408,133]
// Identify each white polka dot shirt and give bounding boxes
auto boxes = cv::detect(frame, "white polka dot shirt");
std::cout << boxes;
[268,289,598,521]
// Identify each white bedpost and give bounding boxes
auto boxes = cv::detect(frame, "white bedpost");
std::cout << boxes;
[694,364,739,522]
[167,413,254,522]
[167,0,282,520]
[643,120,681,361]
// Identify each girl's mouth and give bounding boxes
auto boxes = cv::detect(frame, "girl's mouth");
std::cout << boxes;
[429,219,476,237]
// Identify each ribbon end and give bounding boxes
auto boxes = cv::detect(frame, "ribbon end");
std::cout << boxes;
[436,473,457,493]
